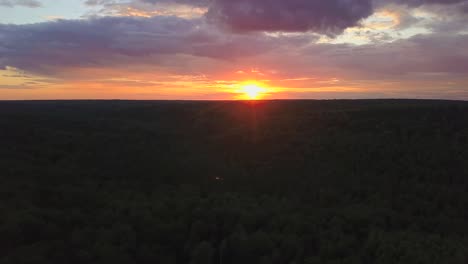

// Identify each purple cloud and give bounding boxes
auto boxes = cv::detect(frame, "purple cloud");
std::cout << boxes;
[207,0,373,35]
[140,0,209,6]
[207,0,468,33]
[0,16,294,75]
[385,0,468,6]
[0,0,41,7]
[86,0,468,34]
[1,14,467,81]
[85,0,209,9]
[0,16,195,73]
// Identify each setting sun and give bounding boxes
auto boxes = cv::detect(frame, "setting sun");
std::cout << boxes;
[242,84,266,100]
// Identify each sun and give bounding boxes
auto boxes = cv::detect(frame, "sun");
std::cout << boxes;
[242,83,266,100]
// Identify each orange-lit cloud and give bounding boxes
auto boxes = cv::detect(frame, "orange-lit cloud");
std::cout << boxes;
[1,0,468,100]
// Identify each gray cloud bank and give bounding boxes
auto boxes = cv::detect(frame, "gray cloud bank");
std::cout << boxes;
[0,0,41,7]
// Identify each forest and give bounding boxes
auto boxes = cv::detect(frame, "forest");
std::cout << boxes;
[1,99,468,263]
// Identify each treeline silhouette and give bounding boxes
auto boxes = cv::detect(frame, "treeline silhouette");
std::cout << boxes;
[1,100,468,263]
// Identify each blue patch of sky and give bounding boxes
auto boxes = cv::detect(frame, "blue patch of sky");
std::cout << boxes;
[0,0,100,24]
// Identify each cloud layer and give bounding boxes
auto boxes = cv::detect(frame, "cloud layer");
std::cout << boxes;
[0,0,41,7]
[206,0,373,35]
[85,0,468,33]
[0,16,293,75]
[1,0,468,99]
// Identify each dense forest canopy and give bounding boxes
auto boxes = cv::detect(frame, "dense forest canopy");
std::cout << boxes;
[1,100,468,263]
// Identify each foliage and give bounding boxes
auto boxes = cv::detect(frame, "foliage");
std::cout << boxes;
[1,100,468,263]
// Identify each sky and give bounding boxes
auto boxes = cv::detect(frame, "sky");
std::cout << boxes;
[0,0,467,100]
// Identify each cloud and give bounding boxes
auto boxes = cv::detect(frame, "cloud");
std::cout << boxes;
[0,0,41,7]
[382,0,468,7]
[84,0,468,35]
[0,16,199,74]
[140,0,209,7]
[0,15,304,76]
[84,0,208,19]
[211,0,468,34]
[206,0,374,35]
[415,2,468,32]
[85,0,209,6]
[1,0,468,100]
[1,13,467,82]
[325,34,468,76]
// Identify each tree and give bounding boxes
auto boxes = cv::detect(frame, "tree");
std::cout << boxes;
[190,241,214,264]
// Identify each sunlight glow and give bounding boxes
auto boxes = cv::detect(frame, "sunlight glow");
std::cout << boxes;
[242,83,266,100]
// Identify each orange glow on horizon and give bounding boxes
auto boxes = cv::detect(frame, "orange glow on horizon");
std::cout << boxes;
[0,66,389,100]
[240,83,267,100]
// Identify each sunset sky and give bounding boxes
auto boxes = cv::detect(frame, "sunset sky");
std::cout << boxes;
[1,0,467,100]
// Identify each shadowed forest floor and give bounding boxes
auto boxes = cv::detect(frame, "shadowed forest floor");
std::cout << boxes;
[1,99,468,264]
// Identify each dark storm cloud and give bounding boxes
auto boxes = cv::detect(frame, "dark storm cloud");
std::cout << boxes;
[0,0,41,7]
